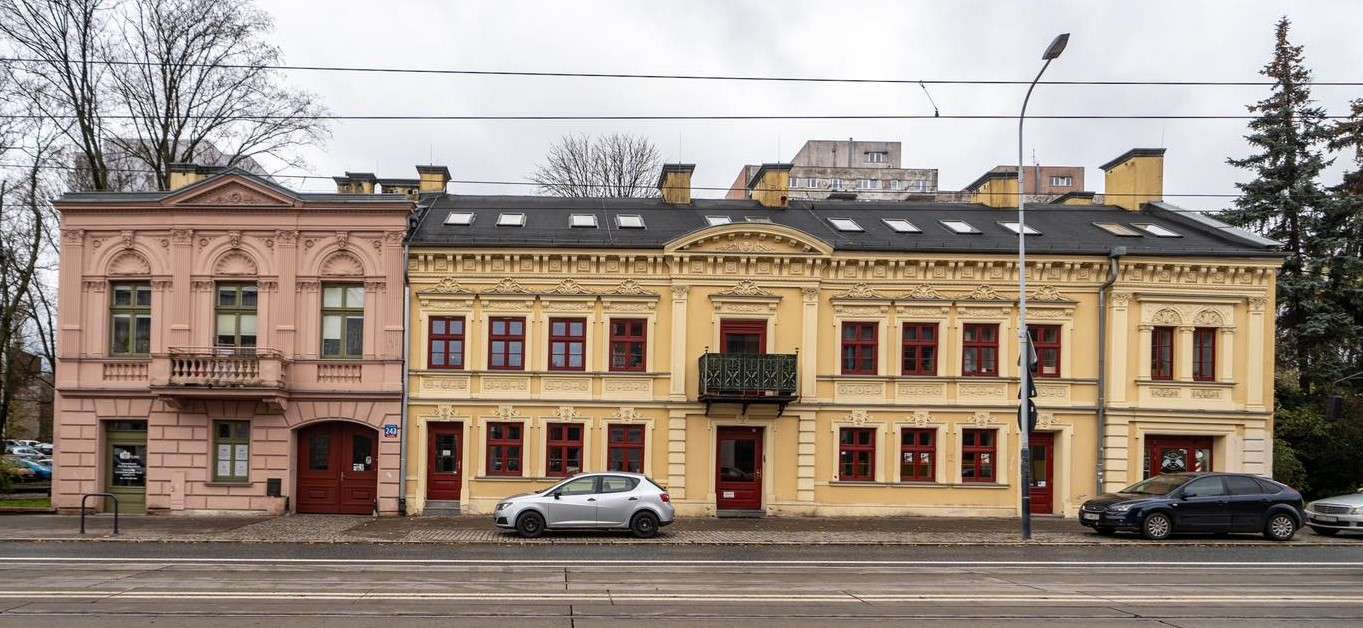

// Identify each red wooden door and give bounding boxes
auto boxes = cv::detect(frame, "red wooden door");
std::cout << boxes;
[716,426,763,510]
[720,320,766,354]
[297,422,378,514]
[1145,436,1214,478]
[426,422,463,500]
[1028,432,1055,515]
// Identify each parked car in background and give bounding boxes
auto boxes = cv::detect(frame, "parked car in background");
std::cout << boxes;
[1079,472,1303,541]
[34,443,53,456]
[14,457,50,481]
[1,455,37,482]
[494,472,675,539]
[3,445,41,459]
[1304,489,1363,536]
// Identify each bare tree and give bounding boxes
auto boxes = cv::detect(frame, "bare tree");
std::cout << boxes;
[531,133,662,198]
[105,0,328,190]
[0,0,112,191]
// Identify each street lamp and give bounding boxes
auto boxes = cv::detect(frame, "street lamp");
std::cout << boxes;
[1017,33,1068,541]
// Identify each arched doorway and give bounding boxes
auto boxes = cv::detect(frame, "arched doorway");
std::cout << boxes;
[296,421,379,514]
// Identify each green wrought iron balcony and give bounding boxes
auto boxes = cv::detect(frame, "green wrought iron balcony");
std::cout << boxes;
[698,353,798,414]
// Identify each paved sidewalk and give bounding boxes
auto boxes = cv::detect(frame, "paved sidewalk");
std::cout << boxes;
[1,513,1357,545]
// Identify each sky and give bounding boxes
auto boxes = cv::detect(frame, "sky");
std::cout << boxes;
[262,0,1363,211]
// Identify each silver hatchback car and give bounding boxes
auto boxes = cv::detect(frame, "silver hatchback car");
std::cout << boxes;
[493,472,675,538]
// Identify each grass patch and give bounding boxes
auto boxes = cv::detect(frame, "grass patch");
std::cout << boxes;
[0,497,51,509]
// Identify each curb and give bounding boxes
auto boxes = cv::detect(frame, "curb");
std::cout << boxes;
[1,536,1349,547]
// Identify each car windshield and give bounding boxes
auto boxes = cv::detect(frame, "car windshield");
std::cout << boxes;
[1120,475,1190,495]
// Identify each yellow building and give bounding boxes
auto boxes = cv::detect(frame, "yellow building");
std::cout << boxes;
[397,150,1281,518]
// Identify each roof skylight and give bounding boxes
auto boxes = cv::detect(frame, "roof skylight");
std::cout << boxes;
[1134,223,1181,237]
[445,211,475,226]
[497,213,526,227]
[828,218,864,232]
[616,214,645,229]
[882,218,921,233]
[705,215,732,226]
[998,221,1041,235]
[1093,222,1142,237]
[570,214,598,228]
[744,216,773,223]
[940,219,980,234]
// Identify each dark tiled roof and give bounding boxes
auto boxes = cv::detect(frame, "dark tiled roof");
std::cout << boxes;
[56,169,412,205]
[409,195,1281,258]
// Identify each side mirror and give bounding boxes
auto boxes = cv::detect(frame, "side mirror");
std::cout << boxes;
[552,491,561,500]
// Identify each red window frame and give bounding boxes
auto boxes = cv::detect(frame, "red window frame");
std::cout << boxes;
[1151,326,1174,381]
[1193,327,1216,382]
[841,322,878,375]
[962,323,999,377]
[487,317,526,371]
[609,318,647,372]
[485,422,523,476]
[548,317,586,371]
[545,422,584,477]
[838,427,876,481]
[900,428,936,482]
[1027,325,1061,378]
[606,424,645,473]
[428,316,465,370]
[901,323,938,376]
[961,428,997,483]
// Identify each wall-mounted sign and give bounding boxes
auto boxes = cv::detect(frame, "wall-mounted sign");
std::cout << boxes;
[383,424,400,438]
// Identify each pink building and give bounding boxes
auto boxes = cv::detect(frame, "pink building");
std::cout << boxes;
[52,167,418,515]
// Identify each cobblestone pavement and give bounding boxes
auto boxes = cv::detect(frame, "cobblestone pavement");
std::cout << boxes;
[2,513,1359,545]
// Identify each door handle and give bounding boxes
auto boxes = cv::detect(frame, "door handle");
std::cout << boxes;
[628,497,639,501]
[587,498,596,502]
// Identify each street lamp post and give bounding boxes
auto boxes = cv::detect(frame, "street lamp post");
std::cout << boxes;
[1018,33,1068,541]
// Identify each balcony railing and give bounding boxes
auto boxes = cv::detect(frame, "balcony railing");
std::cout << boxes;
[164,347,284,388]
[698,353,798,414]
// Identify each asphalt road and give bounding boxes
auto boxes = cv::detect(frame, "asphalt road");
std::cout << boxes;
[2,542,1362,627]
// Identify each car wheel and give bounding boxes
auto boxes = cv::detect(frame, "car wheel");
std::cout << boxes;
[1141,512,1173,540]
[1263,513,1297,541]
[1309,526,1340,537]
[515,511,546,539]
[1094,526,1116,537]
[630,512,660,539]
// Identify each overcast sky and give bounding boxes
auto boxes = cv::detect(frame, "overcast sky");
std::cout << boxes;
[263,0,1363,211]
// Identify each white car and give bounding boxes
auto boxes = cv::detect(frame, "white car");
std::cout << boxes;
[1305,489,1363,536]
[493,472,675,538]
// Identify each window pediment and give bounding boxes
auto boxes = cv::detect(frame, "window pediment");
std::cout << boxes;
[165,178,298,208]
[664,223,832,256]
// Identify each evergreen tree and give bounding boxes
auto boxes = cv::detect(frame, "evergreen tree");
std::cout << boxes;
[1224,16,1337,394]
[1325,99,1363,375]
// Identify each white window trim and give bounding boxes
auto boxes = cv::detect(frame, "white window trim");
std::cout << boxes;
[882,218,921,233]
[445,212,475,226]
[828,420,888,483]
[615,214,645,229]
[705,215,732,226]
[497,213,526,227]
[569,214,598,228]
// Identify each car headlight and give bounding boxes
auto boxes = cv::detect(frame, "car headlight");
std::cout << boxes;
[1353,506,1363,515]
[494,502,509,511]
[1108,503,1135,513]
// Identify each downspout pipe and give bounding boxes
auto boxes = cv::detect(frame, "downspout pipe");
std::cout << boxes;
[1096,246,1125,495]
[397,207,415,516]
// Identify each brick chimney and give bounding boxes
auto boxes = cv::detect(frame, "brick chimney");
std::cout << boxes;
[416,165,451,193]
[746,163,792,209]
[333,172,377,193]
[1100,148,1164,211]
[657,163,695,205]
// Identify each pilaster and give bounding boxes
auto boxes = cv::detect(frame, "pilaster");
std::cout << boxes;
[668,285,689,401]
[799,286,820,401]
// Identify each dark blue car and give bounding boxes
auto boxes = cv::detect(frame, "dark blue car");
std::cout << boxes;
[1079,472,1303,541]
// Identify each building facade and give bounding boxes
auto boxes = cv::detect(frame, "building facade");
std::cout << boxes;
[400,151,1281,518]
[727,140,939,202]
[51,168,417,514]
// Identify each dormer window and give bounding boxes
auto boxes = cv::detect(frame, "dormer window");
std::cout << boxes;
[616,214,645,229]
[445,212,475,226]
[940,220,980,234]
[497,213,526,227]
[570,214,598,228]
[829,218,863,232]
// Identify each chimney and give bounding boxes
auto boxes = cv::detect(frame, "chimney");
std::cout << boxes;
[416,165,451,193]
[1100,148,1164,211]
[969,171,1019,209]
[657,163,695,205]
[746,163,792,209]
[168,163,211,190]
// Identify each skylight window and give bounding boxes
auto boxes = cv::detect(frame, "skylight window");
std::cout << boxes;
[828,218,863,232]
[570,214,598,228]
[940,219,980,234]
[998,221,1041,235]
[1134,223,1181,237]
[497,213,526,227]
[1093,222,1142,237]
[705,215,732,226]
[616,214,645,229]
[745,216,773,223]
[445,211,475,226]
[882,218,921,233]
